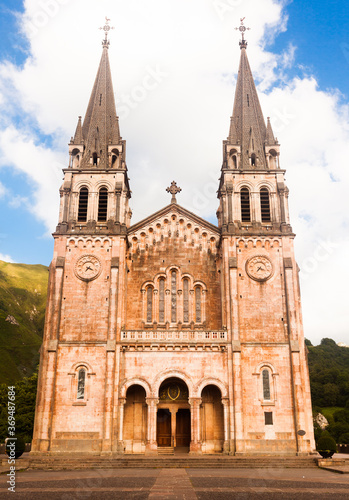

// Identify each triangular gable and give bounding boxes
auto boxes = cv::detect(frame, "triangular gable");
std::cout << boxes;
[128,204,220,236]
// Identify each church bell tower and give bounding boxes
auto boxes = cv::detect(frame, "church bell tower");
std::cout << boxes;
[216,19,315,454]
[32,19,131,453]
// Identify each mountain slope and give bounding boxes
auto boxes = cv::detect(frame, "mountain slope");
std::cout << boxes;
[306,338,349,408]
[0,261,48,384]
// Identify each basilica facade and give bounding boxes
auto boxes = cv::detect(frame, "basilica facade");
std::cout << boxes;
[32,25,315,455]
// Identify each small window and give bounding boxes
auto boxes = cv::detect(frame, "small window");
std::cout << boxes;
[240,188,251,222]
[171,271,177,323]
[195,287,202,323]
[183,279,189,323]
[260,188,271,222]
[146,287,152,323]
[262,369,271,400]
[159,279,165,323]
[77,368,86,400]
[93,152,98,166]
[265,412,273,425]
[247,94,250,107]
[78,187,88,222]
[98,187,108,221]
[251,153,256,166]
[111,149,119,167]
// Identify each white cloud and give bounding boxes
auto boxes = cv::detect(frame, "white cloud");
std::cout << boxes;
[0,181,7,198]
[0,0,348,345]
[0,253,15,263]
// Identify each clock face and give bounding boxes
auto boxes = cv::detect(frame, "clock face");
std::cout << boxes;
[246,256,273,282]
[75,255,102,282]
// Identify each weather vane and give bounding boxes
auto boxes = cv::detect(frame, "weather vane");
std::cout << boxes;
[99,17,115,48]
[235,17,250,49]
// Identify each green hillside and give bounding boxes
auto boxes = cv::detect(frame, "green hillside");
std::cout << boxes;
[306,338,349,408]
[0,260,48,384]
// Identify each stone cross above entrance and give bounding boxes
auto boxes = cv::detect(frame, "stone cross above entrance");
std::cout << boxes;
[166,181,182,204]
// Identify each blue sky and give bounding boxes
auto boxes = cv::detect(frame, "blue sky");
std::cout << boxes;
[0,0,348,344]
[0,0,347,266]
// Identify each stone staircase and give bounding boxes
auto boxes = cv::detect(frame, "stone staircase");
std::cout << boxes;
[10,455,322,470]
[157,447,174,455]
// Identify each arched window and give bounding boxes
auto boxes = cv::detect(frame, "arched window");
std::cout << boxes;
[269,150,277,169]
[98,187,108,221]
[195,287,202,323]
[171,270,177,323]
[92,152,98,166]
[240,188,251,222]
[71,148,80,168]
[77,368,86,400]
[111,149,119,167]
[78,187,88,222]
[251,153,256,166]
[230,149,237,168]
[146,287,153,323]
[260,188,271,222]
[183,279,189,323]
[262,369,271,400]
[159,279,165,323]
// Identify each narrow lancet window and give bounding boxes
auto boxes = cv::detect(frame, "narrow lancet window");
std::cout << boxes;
[183,279,189,323]
[159,279,165,323]
[260,188,271,222]
[240,188,251,222]
[195,287,202,323]
[171,271,177,323]
[78,187,88,222]
[262,369,271,400]
[98,187,108,221]
[77,368,86,400]
[147,287,152,323]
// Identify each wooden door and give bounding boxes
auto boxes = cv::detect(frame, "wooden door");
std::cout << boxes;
[157,409,171,446]
[176,409,191,447]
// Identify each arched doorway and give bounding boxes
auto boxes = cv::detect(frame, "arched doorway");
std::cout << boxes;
[201,385,224,453]
[123,385,147,453]
[157,378,190,450]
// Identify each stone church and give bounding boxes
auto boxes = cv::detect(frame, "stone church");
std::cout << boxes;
[32,22,315,456]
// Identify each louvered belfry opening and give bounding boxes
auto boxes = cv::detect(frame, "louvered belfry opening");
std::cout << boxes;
[78,187,88,222]
[260,188,271,222]
[240,188,251,222]
[98,187,108,221]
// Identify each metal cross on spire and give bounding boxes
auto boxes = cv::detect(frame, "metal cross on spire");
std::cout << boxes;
[99,17,115,49]
[166,181,181,204]
[235,17,250,49]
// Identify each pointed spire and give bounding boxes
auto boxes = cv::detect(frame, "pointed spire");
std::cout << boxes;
[73,116,83,144]
[266,117,277,145]
[228,43,267,169]
[80,44,121,169]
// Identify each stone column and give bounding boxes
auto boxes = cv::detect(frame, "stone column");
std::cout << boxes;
[170,408,177,447]
[115,188,122,223]
[117,398,126,452]
[227,189,233,223]
[222,398,230,453]
[251,191,258,222]
[146,398,159,454]
[189,398,202,454]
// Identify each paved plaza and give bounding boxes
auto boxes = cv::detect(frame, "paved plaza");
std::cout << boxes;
[1,466,349,499]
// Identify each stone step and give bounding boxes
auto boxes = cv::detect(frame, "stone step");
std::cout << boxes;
[157,447,174,455]
[19,456,322,470]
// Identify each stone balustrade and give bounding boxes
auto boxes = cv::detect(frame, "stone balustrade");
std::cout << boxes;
[121,330,227,342]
